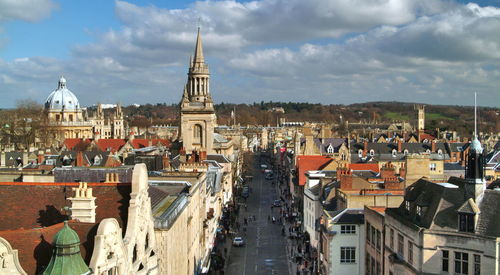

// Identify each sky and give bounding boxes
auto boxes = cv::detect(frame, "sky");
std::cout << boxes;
[0,0,499,108]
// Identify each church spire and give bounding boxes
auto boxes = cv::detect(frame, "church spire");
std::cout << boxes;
[193,27,205,65]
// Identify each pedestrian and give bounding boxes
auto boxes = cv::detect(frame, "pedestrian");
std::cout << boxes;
[253,215,256,221]
[244,218,247,225]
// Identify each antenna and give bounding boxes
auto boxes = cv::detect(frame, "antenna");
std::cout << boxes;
[197,17,201,29]
[474,92,477,139]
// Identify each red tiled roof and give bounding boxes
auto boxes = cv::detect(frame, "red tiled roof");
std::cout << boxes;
[96,139,127,152]
[64,138,91,151]
[296,156,332,186]
[419,133,436,141]
[0,221,97,275]
[131,138,170,149]
[348,163,380,173]
[367,206,387,213]
[0,182,131,274]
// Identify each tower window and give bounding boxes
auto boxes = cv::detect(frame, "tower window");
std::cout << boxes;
[193,124,203,145]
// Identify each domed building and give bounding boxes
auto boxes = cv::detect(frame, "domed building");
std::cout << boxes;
[44,77,94,140]
[44,77,126,142]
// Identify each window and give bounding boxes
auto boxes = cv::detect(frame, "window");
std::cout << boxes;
[438,149,443,156]
[474,254,480,275]
[392,149,397,157]
[398,234,404,257]
[376,230,381,251]
[442,250,450,272]
[341,225,356,234]
[408,241,413,264]
[358,149,363,157]
[405,200,411,213]
[404,149,409,155]
[455,252,469,275]
[193,124,203,145]
[56,114,60,121]
[366,253,370,275]
[371,226,376,248]
[340,247,356,263]
[327,144,334,154]
[416,206,423,220]
[367,222,371,245]
[430,163,436,171]
[459,213,475,232]
[69,114,73,121]
[370,149,375,156]
[390,228,394,249]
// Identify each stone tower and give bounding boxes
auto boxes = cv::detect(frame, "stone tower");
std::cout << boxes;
[415,104,425,132]
[179,28,216,154]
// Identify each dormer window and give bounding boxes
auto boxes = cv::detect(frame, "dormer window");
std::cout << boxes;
[437,149,443,156]
[404,149,409,156]
[369,149,375,156]
[405,200,411,213]
[458,213,475,233]
[358,149,363,157]
[392,149,397,157]
[416,206,423,220]
[426,149,431,154]
[327,144,334,154]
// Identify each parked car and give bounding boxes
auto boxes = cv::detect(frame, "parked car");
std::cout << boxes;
[273,200,281,207]
[260,164,268,169]
[233,237,245,247]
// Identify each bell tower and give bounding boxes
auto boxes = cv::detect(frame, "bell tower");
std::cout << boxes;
[179,28,216,154]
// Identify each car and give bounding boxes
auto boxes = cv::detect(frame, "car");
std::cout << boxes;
[265,174,274,180]
[260,164,268,169]
[273,200,281,207]
[233,237,245,247]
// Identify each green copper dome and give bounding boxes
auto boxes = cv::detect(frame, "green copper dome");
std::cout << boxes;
[43,221,91,275]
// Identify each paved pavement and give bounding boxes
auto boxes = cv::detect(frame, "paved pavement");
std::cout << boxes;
[226,154,291,275]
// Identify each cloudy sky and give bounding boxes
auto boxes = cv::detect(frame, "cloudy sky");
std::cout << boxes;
[0,0,499,108]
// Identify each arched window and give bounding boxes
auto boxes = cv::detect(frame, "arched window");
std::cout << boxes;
[327,144,334,154]
[392,149,397,157]
[193,124,203,145]
[369,149,375,156]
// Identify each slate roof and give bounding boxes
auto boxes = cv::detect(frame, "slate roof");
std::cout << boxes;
[207,154,231,163]
[444,162,465,171]
[350,142,450,162]
[386,178,500,237]
[313,138,346,154]
[329,208,365,224]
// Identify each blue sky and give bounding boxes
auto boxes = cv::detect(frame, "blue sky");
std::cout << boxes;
[0,0,499,108]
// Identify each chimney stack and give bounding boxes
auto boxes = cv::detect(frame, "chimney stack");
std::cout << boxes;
[68,182,97,223]
[397,139,402,153]
[431,141,436,153]
[363,140,368,157]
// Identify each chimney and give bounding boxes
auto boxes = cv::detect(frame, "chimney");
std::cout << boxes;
[0,152,5,167]
[68,182,97,223]
[162,154,170,170]
[200,151,207,161]
[363,140,368,157]
[340,169,353,190]
[76,151,84,167]
[397,139,402,153]
[431,141,436,153]
[22,151,29,167]
[37,150,45,164]
[179,147,186,162]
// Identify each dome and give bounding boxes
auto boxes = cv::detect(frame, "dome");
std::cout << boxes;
[53,221,81,248]
[45,76,81,111]
[470,137,483,154]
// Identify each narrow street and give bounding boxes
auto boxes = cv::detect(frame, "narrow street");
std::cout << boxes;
[226,152,290,275]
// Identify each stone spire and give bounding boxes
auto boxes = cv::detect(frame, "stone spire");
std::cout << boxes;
[193,27,204,65]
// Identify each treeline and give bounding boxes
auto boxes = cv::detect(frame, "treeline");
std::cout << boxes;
[124,101,499,136]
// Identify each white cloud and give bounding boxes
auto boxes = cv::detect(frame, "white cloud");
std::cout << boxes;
[0,0,57,22]
[0,0,499,108]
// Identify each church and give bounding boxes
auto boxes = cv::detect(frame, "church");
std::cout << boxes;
[178,28,233,157]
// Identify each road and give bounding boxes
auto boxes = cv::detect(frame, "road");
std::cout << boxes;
[226,153,291,275]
